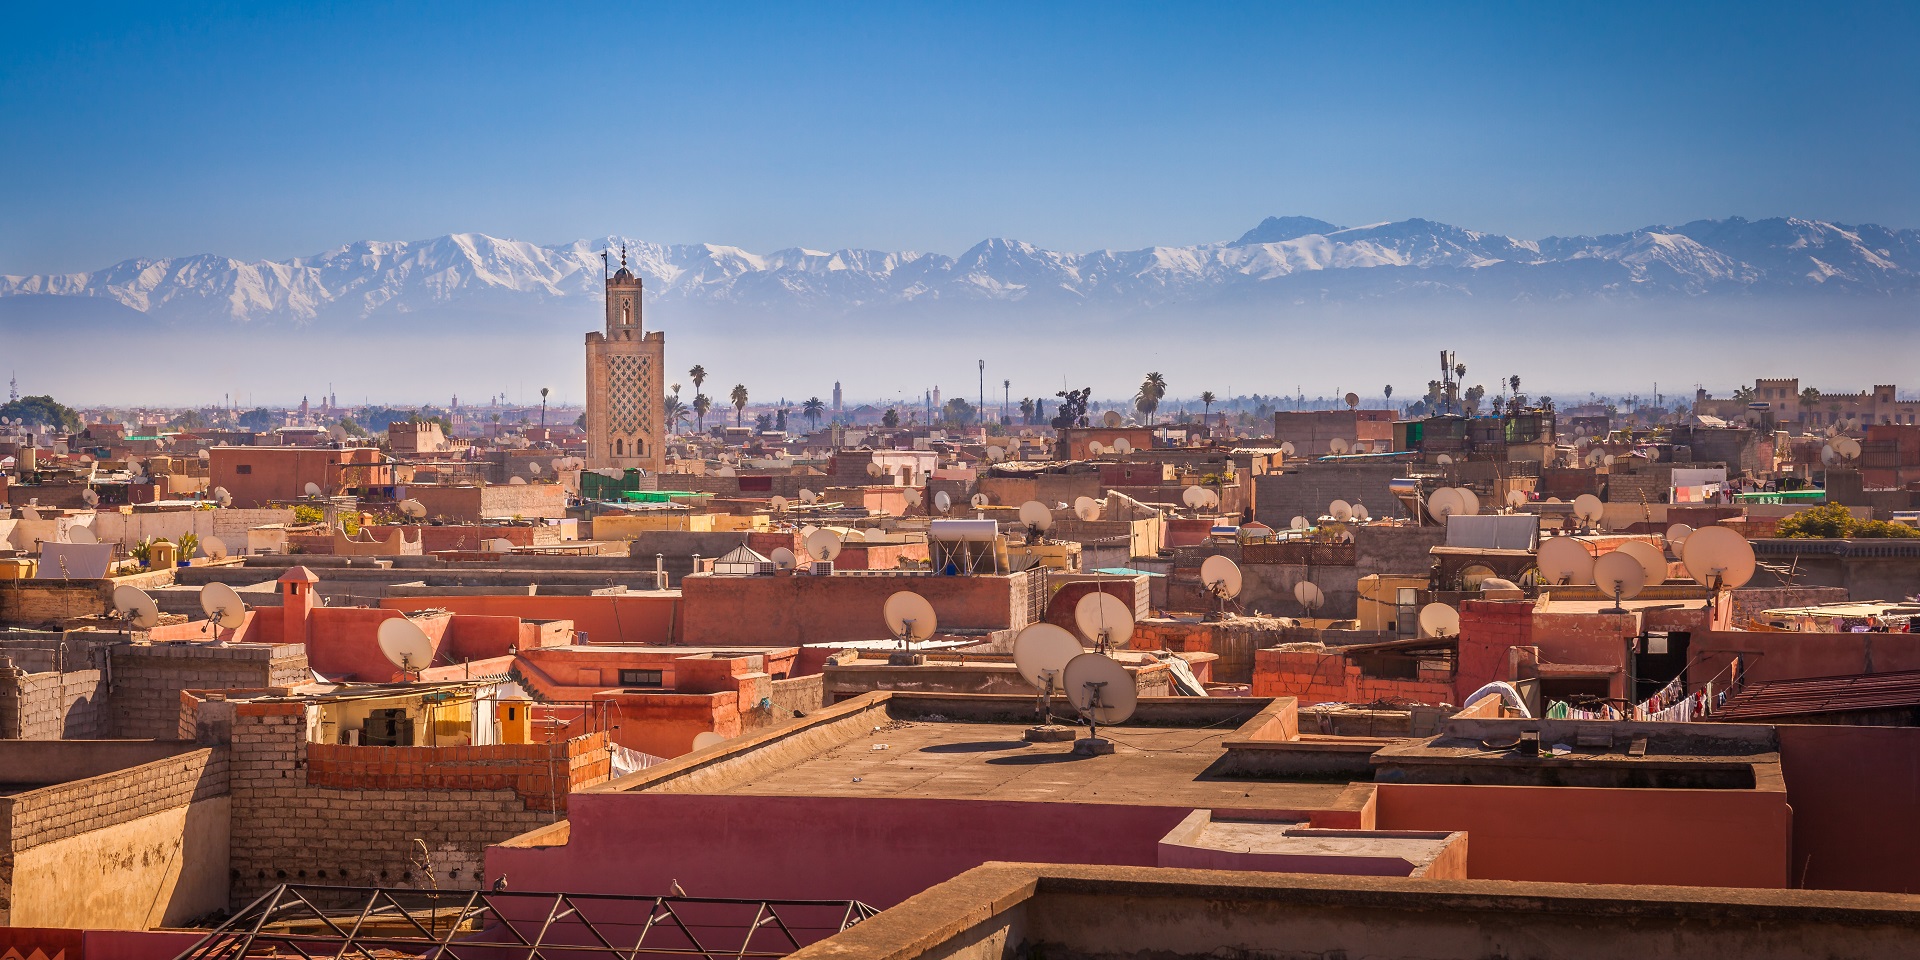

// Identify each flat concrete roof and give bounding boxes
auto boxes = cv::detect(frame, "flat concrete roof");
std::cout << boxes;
[619,693,1354,815]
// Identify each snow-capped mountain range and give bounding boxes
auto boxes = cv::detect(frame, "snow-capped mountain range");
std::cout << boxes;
[3,215,1916,327]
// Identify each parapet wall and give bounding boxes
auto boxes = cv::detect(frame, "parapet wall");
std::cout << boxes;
[109,642,309,739]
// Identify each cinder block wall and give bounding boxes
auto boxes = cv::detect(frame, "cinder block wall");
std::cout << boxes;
[109,643,310,739]
[0,667,104,739]
[226,702,609,908]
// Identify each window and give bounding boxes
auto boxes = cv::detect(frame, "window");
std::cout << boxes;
[619,669,663,687]
[235,464,252,474]
[614,439,624,456]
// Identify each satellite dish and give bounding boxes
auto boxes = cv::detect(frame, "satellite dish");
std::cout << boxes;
[304,482,323,497]
[485,538,514,554]
[1329,499,1353,522]
[1073,496,1102,521]
[1836,438,1862,460]
[1664,523,1695,553]
[1063,653,1137,726]
[199,581,247,629]
[1014,623,1083,693]
[1073,592,1135,648]
[1436,454,1454,466]
[1329,438,1350,455]
[691,731,727,751]
[716,466,737,477]
[970,493,990,508]
[1344,392,1360,409]
[1019,500,1053,532]
[770,547,797,570]
[1203,489,1220,508]
[1418,603,1461,638]
[1506,490,1528,509]
[376,617,435,673]
[1290,516,1307,531]
[1102,410,1123,428]
[508,476,528,485]
[1088,441,1107,456]
[1457,488,1481,516]
[399,499,426,519]
[933,490,952,514]
[1682,525,1756,590]
[1615,540,1669,587]
[1280,442,1295,456]
[81,488,100,506]
[1112,437,1133,455]
[805,528,843,562]
[1604,454,1616,467]
[1594,551,1648,606]
[1536,537,1596,586]
[528,461,543,476]
[1820,445,1839,465]
[905,488,924,506]
[771,495,789,513]
[1292,580,1324,612]
[883,591,939,644]
[799,488,817,504]
[1200,555,1243,599]
[202,535,230,560]
[550,458,566,470]
[1427,487,1464,519]
[987,445,1006,461]
[1182,486,1208,509]
[113,585,161,629]
[1573,494,1606,525]
[1352,504,1370,521]
[866,462,883,477]
[1480,578,1520,592]
[68,525,97,544]
[214,486,232,506]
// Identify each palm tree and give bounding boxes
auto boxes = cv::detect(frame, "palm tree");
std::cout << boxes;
[539,387,549,428]
[730,384,749,426]
[802,397,826,429]
[1800,387,1822,425]
[1382,385,1392,410]
[1135,372,1167,424]
[1019,397,1035,425]
[692,393,712,432]
[688,365,707,397]
[1199,391,1217,426]
[663,394,688,433]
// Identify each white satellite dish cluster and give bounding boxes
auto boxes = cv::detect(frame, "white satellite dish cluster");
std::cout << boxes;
[1010,588,1144,754]
[1533,525,1754,602]
[1182,486,1221,510]
[1424,487,1481,520]
[1821,437,1862,465]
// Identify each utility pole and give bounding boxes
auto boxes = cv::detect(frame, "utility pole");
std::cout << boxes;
[978,360,985,431]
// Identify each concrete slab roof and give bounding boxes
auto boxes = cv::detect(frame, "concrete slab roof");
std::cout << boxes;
[608,693,1355,815]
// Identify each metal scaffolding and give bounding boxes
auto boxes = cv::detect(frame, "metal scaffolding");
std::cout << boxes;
[175,884,880,960]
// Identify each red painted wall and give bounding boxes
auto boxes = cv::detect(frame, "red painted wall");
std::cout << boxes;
[1374,781,1791,887]
[677,574,1019,646]
[1778,725,1920,893]
[382,594,681,646]
[1686,629,1920,689]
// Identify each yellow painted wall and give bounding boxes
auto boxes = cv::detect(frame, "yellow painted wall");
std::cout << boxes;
[9,796,230,929]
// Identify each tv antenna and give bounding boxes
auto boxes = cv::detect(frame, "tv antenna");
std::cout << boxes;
[882,591,937,665]
[112,584,160,638]
[1073,496,1102,521]
[933,490,952,514]
[1292,580,1324,616]
[1573,494,1606,531]
[199,581,247,639]
[1111,437,1133,455]
[770,547,797,571]
[1682,526,1756,593]
[1019,500,1053,542]
[1614,539,1668,588]
[1664,524,1695,555]
[804,528,843,565]
[304,481,323,498]
[201,535,230,560]
[1594,551,1648,613]
[377,617,435,679]
[1536,536,1596,586]
[1013,623,1083,742]
[1200,555,1242,621]
[1062,651,1137,756]
[1418,602,1460,639]
[1073,591,1135,653]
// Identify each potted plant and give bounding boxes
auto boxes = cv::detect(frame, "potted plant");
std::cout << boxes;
[131,537,154,568]
[177,533,200,567]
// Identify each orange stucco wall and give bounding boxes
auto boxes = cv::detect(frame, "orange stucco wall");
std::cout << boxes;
[381,594,681,646]
[1374,781,1791,887]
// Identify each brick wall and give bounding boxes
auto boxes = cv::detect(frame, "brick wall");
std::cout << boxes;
[0,667,104,739]
[0,747,227,924]
[110,643,309,739]
[226,702,608,907]
[1252,646,1456,706]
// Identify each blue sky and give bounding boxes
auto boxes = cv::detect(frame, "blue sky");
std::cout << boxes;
[2,1,1916,275]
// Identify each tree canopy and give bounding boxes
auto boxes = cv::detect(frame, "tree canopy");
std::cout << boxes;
[0,395,81,431]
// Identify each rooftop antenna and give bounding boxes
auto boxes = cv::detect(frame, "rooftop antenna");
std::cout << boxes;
[1073,496,1102,521]
[804,528,843,566]
[1062,651,1136,756]
[1682,526,1756,597]
[399,499,427,520]
[1614,539,1669,588]
[1073,591,1135,654]
[1293,579,1325,617]
[199,581,247,639]
[1418,602,1461,639]
[1594,551,1648,613]
[770,547,797,571]
[882,590,938,665]
[1019,500,1053,542]
[1573,494,1606,532]
[1200,555,1242,621]
[112,584,160,640]
[1536,537,1596,586]
[1013,623,1083,742]
[377,617,435,680]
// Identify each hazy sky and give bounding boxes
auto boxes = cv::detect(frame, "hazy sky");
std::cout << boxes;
[3,2,1916,276]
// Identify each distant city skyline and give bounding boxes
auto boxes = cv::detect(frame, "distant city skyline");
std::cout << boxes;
[3,3,1915,275]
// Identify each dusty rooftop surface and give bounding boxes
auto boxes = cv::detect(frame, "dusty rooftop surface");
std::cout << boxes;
[707,718,1349,810]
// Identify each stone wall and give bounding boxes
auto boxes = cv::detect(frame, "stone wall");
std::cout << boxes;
[0,667,105,739]
[225,701,609,907]
[110,643,310,739]
[0,746,228,927]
